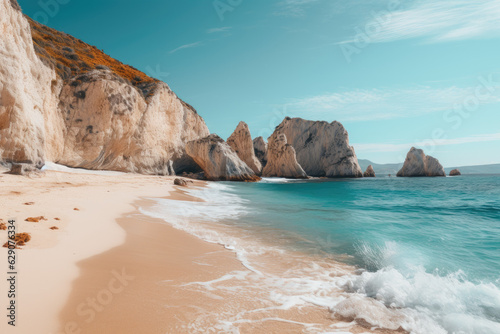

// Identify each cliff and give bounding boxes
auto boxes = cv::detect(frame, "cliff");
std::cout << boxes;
[262,133,307,179]
[268,118,363,178]
[185,134,260,181]
[0,0,209,174]
[227,121,262,174]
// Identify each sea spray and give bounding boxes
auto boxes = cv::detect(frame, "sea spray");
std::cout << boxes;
[140,176,500,333]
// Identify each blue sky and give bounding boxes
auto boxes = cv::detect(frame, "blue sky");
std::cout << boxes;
[19,0,500,167]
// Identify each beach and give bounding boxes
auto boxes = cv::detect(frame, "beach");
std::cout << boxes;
[0,167,403,334]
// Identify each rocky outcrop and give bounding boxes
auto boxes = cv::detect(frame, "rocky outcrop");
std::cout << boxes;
[396,147,445,177]
[9,163,40,176]
[270,118,363,178]
[227,122,262,174]
[57,70,209,175]
[0,1,210,175]
[174,178,192,187]
[185,134,260,182]
[364,165,376,177]
[253,136,268,167]
[449,169,461,176]
[262,133,307,179]
[0,0,60,170]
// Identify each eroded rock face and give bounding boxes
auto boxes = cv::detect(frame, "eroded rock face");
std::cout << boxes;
[185,134,260,182]
[253,136,268,167]
[262,133,307,179]
[271,118,363,178]
[364,165,376,177]
[57,70,209,175]
[449,169,461,176]
[0,0,61,169]
[227,122,262,174]
[0,2,210,175]
[396,147,445,177]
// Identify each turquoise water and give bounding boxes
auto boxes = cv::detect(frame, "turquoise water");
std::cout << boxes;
[225,175,500,284]
[143,175,500,333]
[215,175,500,333]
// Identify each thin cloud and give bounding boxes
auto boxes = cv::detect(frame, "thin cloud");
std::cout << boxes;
[275,0,321,17]
[340,0,500,44]
[169,42,203,54]
[207,27,232,34]
[353,133,500,153]
[284,85,500,122]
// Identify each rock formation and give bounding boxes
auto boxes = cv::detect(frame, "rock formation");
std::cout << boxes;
[449,169,461,176]
[0,0,209,175]
[396,147,445,177]
[0,0,59,170]
[262,133,307,179]
[227,122,262,174]
[364,165,376,177]
[253,136,268,167]
[9,163,39,176]
[269,118,363,178]
[174,178,191,186]
[185,134,260,182]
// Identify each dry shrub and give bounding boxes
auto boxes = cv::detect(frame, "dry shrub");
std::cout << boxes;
[28,17,159,97]
[3,233,31,248]
[25,216,47,222]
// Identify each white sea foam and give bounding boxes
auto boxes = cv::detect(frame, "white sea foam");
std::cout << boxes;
[42,161,125,175]
[341,242,500,333]
[139,182,500,334]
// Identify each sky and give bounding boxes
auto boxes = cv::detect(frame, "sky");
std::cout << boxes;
[19,0,500,167]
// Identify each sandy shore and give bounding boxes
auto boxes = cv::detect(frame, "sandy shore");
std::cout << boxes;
[0,167,402,334]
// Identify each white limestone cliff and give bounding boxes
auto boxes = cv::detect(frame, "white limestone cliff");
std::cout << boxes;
[0,0,210,175]
[185,134,260,181]
[227,121,262,174]
[268,117,363,178]
[262,132,307,179]
[0,0,61,168]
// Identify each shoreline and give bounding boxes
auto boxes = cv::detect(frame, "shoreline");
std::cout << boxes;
[1,169,404,333]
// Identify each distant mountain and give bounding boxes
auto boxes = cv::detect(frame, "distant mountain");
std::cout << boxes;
[444,164,500,175]
[358,159,402,176]
[359,159,500,176]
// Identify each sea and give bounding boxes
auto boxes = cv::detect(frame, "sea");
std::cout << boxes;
[141,175,500,334]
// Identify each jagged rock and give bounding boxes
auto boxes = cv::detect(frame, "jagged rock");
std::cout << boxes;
[185,134,260,182]
[262,133,307,179]
[0,2,209,175]
[174,178,191,186]
[9,163,40,176]
[397,147,445,177]
[253,136,268,167]
[227,122,262,174]
[449,169,461,176]
[270,118,363,178]
[364,165,376,177]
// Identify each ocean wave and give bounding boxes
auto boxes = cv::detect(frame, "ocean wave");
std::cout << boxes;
[140,182,500,334]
